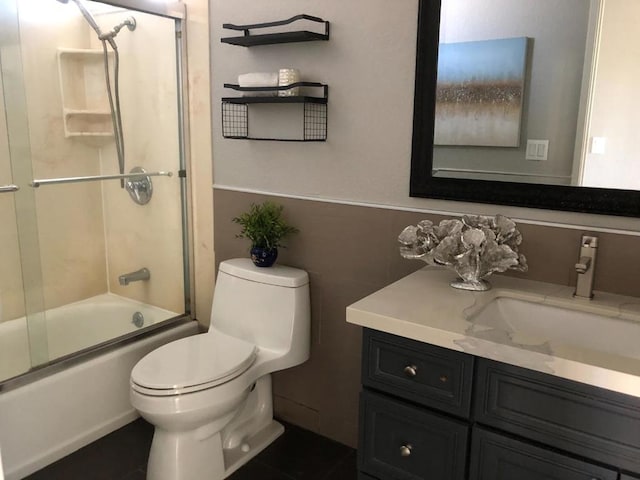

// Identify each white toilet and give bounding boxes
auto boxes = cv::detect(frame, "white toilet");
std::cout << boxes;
[130,258,310,480]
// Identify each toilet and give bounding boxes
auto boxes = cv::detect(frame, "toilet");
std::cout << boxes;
[130,258,310,480]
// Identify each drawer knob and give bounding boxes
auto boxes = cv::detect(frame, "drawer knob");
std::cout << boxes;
[439,375,448,383]
[400,444,413,457]
[403,365,418,377]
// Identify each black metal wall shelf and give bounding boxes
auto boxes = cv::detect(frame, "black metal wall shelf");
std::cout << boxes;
[222,82,328,103]
[222,82,328,142]
[221,14,330,47]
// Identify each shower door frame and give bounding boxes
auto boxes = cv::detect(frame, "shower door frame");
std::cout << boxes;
[0,0,195,392]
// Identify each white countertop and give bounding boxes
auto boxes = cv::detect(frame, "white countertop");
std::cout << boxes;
[347,266,640,398]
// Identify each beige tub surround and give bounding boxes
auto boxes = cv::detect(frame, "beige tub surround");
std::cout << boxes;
[347,266,640,398]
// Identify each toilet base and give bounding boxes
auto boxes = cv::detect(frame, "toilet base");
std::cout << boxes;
[144,376,283,480]
[222,376,283,476]
[223,420,284,477]
[145,419,284,480]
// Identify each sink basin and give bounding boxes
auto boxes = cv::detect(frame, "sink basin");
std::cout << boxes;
[468,297,640,358]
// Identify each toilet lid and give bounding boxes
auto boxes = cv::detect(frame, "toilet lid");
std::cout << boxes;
[131,332,257,396]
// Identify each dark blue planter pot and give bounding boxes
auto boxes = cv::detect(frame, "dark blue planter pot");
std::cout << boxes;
[250,247,278,267]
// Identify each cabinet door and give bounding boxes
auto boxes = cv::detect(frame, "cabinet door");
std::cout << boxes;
[475,358,640,473]
[359,390,468,480]
[469,427,617,480]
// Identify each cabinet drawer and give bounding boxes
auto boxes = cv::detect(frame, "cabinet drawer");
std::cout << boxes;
[475,359,640,474]
[470,427,617,480]
[359,390,468,480]
[362,328,473,417]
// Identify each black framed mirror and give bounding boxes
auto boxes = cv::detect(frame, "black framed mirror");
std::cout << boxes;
[410,0,640,217]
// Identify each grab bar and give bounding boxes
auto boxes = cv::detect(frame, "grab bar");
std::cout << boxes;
[30,171,173,188]
[0,184,19,193]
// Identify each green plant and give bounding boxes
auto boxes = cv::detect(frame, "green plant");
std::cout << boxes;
[232,201,299,250]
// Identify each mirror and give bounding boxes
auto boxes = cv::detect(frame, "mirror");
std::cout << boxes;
[410,0,640,216]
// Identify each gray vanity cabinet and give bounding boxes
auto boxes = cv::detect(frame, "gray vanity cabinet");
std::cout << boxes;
[358,328,640,480]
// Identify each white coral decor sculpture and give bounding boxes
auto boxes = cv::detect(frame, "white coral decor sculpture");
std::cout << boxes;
[398,214,528,291]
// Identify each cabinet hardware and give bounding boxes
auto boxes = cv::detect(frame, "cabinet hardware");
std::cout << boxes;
[400,444,413,457]
[403,365,418,377]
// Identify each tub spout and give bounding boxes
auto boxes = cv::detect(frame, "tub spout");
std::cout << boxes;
[119,268,150,286]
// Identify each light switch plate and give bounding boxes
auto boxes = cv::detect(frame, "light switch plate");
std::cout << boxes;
[526,139,549,161]
[591,137,607,155]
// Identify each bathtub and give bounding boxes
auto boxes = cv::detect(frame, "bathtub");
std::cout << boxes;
[0,293,199,479]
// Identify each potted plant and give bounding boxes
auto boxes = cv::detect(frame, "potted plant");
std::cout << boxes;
[233,201,299,267]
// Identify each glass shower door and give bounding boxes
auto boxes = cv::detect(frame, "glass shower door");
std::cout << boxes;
[0,77,30,382]
[14,0,188,364]
[1,0,48,382]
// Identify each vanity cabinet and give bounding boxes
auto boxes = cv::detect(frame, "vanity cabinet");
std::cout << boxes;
[358,328,640,480]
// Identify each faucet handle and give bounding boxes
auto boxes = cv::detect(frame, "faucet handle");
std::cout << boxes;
[575,257,591,273]
[581,235,598,248]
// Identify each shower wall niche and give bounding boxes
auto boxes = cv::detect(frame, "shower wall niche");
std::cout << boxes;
[57,48,114,141]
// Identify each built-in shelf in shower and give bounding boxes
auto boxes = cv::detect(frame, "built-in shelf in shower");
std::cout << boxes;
[57,48,114,144]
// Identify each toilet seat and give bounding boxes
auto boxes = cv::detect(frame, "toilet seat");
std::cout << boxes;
[131,332,257,396]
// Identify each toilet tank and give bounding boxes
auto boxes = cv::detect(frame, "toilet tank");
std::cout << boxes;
[210,259,310,365]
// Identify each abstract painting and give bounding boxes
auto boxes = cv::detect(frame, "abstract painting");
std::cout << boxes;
[435,37,528,147]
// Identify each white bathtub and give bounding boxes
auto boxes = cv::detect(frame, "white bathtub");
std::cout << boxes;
[0,294,199,479]
[0,293,184,382]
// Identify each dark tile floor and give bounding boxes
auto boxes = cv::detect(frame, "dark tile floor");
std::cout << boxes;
[25,418,356,480]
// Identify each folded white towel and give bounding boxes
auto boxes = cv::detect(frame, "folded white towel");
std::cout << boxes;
[238,72,278,96]
[238,72,278,87]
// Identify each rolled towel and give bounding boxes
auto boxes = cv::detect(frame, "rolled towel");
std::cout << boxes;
[238,72,278,96]
[278,68,300,97]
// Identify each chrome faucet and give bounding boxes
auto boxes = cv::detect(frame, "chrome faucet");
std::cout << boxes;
[574,235,598,299]
[119,268,150,286]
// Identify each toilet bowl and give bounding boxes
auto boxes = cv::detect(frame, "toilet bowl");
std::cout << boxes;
[130,259,310,480]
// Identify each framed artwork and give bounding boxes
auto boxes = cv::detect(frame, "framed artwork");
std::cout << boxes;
[434,37,528,147]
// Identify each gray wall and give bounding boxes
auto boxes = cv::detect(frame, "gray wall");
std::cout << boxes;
[210,0,640,231]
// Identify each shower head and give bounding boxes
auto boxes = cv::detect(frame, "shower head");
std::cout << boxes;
[58,0,117,49]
